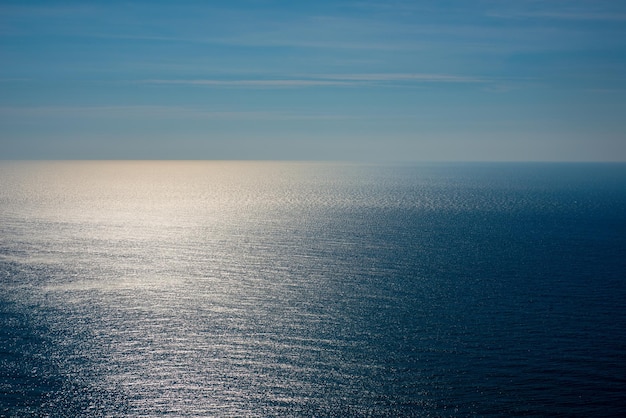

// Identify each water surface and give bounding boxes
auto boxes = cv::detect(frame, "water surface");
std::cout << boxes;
[1,161,625,416]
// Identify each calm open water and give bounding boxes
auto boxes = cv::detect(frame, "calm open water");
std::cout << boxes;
[1,161,625,417]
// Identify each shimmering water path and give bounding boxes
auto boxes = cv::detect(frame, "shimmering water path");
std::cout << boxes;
[1,162,625,416]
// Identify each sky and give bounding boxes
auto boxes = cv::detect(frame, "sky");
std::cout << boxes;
[1,0,625,161]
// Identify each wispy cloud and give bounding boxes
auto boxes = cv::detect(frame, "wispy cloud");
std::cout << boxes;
[141,73,487,88]
[485,0,626,22]
[0,106,360,120]
[89,33,424,51]
[488,11,626,21]
[0,4,96,17]
[142,79,354,87]
[316,73,486,83]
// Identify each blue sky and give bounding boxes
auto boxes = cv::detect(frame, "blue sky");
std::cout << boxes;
[1,0,625,161]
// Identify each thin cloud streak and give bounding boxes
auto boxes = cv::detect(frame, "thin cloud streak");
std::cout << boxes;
[142,79,355,87]
[315,73,486,83]
[91,33,423,51]
[142,73,488,88]
[0,106,361,120]
[0,4,96,17]
[488,11,626,21]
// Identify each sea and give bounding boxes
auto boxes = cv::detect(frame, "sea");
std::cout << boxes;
[1,161,625,417]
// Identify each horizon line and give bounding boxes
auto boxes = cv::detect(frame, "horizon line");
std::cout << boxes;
[1,159,625,164]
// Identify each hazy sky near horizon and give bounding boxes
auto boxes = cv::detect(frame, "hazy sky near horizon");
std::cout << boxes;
[1,0,625,161]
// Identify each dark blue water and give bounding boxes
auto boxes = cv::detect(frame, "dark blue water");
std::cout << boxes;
[1,162,625,416]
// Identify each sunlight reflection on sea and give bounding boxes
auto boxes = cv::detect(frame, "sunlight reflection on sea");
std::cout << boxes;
[1,161,625,416]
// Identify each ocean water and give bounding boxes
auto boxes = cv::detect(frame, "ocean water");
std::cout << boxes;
[1,161,625,417]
